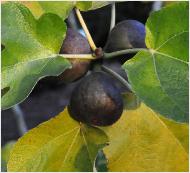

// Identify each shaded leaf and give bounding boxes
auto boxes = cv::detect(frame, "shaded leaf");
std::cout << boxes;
[95,150,108,172]
[123,2,189,122]
[122,92,140,110]
[102,103,188,172]
[1,2,71,109]
[7,108,108,172]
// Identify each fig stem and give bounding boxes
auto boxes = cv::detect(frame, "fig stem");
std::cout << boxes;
[75,8,97,51]
[110,2,116,32]
[103,48,147,58]
[101,65,132,91]
[59,54,96,60]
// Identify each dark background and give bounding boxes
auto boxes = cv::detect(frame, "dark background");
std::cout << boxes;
[2,1,155,146]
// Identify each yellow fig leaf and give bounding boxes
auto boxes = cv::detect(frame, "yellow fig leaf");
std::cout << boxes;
[20,2,44,18]
[159,115,189,152]
[7,108,108,172]
[102,103,188,172]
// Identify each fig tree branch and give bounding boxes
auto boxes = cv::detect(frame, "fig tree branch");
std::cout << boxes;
[75,8,97,51]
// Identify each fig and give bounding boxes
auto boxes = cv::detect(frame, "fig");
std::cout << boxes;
[104,20,146,52]
[43,28,91,85]
[68,72,123,126]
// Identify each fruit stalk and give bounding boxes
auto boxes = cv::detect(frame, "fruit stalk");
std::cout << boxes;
[75,8,97,51]
[101,65,132,91]
[103,48,147,58]
[58,54,96,60]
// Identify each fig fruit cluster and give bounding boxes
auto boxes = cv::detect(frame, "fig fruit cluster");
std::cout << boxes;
[48,19,145,126]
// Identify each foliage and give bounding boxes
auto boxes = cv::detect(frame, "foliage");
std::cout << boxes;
[123,2,189,122]
[101,103,188,172]
[1,2,71,109]
[21,1,110,19]
[1,141,16,171]
[2,1,189,172]
[8,104,188,172]
[7,109,108,172]
[1,1,109,109]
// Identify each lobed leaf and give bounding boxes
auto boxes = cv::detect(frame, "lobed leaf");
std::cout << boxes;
[123,2,189,122]
[159,115,189,152]
[1,2,71,109]
[76,1,110,11]
[102,103,189,172]
[21,1,110,19]
[38,2,75,19]
[7,108,108,172]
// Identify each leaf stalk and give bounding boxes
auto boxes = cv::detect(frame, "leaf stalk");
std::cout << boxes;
[101,65,132,91]
[103,48,147,59]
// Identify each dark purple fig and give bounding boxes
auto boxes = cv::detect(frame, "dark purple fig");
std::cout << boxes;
[68,72,123,126]
[104,20,146,52]
[43,28,91,85]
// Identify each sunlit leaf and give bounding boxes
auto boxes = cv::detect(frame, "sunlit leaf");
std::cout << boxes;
[159,115,189,152]
[21,1,110,19]
[102,103,188,172]
[1,2,71,109]
[8,108,108,172]
[38,2,75,19]
[76,1,110,11]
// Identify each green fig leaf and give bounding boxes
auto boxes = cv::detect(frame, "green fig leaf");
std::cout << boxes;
[7,108,108,172]
[38,2,75,19]
[76,1,110,11]
[21,1,110,19]
[1,141,16,172]
[123,2,189,122]
[19,1,44,18]
[1,2,71,109]
[101,103,188,172]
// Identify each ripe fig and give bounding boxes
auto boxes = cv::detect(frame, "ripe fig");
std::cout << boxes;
[68,72,123,126]
[104,20,146,52]
[43,28,91,85]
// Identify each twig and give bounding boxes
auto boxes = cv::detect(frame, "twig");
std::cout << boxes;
[110,2,116,32]
[103,48,147,59]
[75,8,97,51]
[12,105,28,136]
[101,65,132,91]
